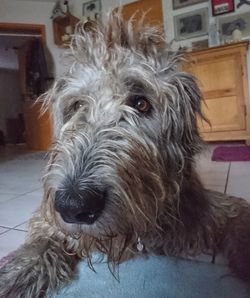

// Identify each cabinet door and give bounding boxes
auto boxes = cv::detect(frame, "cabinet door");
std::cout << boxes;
[190,52,246,133]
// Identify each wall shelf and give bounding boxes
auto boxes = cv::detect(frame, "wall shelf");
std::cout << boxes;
[52,12,79,47]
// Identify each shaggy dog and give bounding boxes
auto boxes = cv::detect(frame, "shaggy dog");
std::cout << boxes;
[0,13,250,297]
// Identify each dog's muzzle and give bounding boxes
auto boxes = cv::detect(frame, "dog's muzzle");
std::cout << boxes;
[54,186,106,225]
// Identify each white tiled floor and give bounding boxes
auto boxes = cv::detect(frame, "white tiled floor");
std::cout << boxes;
[0,146,46,258]
[0,144,250,260]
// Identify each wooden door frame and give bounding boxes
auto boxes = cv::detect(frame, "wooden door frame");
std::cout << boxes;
[0,23,46,42]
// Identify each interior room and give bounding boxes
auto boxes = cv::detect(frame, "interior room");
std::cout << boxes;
[0,33,52,154]
[0,44,24,149]
[0,0,250,296]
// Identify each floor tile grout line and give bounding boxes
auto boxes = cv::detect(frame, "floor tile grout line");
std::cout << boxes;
[11,228,28,232]
[0,228,10,235]
[0,188,41,197]
[0,188,43,205]
[0,193,22,202]
[12,221,28,230]
[0,225,11,229]
[0,221,27,232]
[224,162,231,194]
[15,188,43,198]
[0,227,27,234]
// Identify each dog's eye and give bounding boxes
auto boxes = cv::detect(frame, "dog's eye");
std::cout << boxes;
[73,101,83,111]
[133,96,151,113]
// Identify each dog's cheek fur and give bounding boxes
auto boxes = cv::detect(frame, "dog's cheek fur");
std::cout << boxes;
[116,139,166,229]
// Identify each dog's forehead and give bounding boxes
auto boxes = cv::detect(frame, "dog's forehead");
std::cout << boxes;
[70,51,150,96]
[74,64,104,91]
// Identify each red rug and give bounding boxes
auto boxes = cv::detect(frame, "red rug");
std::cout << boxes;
[212,146,250,161]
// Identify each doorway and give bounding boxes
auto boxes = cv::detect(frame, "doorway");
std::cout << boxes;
[0,23,52,155]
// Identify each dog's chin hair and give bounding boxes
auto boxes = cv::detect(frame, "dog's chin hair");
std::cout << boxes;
[56,213,101,236]
[56,211,121,240]
[56,215,81,234]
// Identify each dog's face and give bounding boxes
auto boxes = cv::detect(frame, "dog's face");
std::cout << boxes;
[44,16,203,238]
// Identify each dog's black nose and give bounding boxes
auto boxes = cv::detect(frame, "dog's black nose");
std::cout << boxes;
[54,186,105,225]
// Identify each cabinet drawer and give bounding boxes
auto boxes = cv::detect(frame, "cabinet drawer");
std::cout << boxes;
[194,56,239,92]
[198,96,245,132]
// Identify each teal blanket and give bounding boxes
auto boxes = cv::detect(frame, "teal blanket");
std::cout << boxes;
[52,254,250,298]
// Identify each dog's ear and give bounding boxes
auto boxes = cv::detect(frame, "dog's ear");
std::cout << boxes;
[160,64,205,157]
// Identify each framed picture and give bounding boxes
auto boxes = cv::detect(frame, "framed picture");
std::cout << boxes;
[174,8,208,41]
[211,0,234,16]
[172,0,207,10]
[219,12,250,40]
[82,0,101,22]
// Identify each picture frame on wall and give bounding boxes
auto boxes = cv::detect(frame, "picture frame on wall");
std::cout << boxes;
[172,0,207,10]
[211,0,235,16]
[174,8,208,41]
[219,11,250,41]
[82,0,102,22]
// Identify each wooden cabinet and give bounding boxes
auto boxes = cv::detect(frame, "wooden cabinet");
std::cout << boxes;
[185,41,250,142]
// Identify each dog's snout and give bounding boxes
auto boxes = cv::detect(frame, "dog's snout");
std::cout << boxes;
[54,186,105,225]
